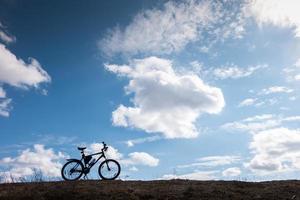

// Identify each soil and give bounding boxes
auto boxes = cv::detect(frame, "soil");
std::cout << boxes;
[0,179,300,200]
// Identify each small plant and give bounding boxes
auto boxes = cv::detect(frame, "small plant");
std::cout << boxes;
[30,168,44,182]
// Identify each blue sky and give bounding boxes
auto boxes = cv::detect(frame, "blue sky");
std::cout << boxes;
[0,0,300,181]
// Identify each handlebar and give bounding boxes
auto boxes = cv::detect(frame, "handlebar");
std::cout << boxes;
[102,141,108,151]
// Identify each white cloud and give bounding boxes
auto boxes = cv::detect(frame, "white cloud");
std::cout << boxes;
[222,114,300,174]
[238,97,279,108]
[0,87,6,98]
[178,155,240,169]
[0,144,66,181]
[222,114,279,133]
[162,170,217,180]
[99,0,246,56]
[243,114,274,122]
[125,135,161,147]
[238,98,257,107]
[283,58,300,82]
[260,86,293,95]
[0,43,50,117]
[89,143,123,160]
[222,167,241,177]
[88,143,159,167]
[189,60,203,75]
[0,44,51,88]
[0,22,16,44]
[122,152,159,167]
[213,64,267,79]
[0,31,16,44]
[295,74,300,80]
[246,0,300,37]
[221,114,300,133]
[245,128,300,173]
[0,98,11,117]
[0,87,11,117]
[106,57,225,138]
[289,96,297,101]
[129,166,138,172]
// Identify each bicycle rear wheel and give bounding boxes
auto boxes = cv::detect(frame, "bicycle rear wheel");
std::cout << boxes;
[98,159,121,180]
[61,160,84,181]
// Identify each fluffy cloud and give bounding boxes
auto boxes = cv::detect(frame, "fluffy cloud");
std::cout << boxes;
[162,170,217,180]
[0,98,11,117]
[213,64,267,79]
[222,114,300,174]
[0,87,6,98]
[0,43,50,117]
[0,87,11,117]
[0,22,50,117]
[283,58,300,82]
[260,86,293,95]
[222,167,241,177]
[99,0,245,56]
[89,143,123,160]
[246,0,300,37]
[106,57,225,138]
[0,44,50,88]
[0,31,16,44]
[88,143,159,167]
[238,97,280,108]
[125,135,161,147]
[238,98,257,107]
[0,22,16,44]
[221,114,300,133]
[122,152,159,167]
[245,128,300,173]
[178,155,240,169]
[0,144,66,181]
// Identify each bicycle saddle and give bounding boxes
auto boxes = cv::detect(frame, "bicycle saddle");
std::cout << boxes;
[77,147,86,151]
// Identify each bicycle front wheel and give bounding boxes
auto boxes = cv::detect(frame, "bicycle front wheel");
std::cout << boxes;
[61,160,84,181]
[98,159,121,180]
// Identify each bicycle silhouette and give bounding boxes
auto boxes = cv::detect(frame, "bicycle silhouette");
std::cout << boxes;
[61,142,121,180]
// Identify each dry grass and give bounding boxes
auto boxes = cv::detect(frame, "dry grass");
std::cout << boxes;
[0,179,300,200]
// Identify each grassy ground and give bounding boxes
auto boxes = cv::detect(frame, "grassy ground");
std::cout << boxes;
[0,179,300,200]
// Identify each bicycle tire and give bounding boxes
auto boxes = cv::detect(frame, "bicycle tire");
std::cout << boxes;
[61,160,84,181]
[98,159,121,180]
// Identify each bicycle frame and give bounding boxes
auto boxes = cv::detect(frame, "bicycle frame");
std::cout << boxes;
[62,143,120,180]
[81,150,107,169]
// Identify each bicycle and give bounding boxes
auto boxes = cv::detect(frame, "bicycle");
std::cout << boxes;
[61,142,121,181]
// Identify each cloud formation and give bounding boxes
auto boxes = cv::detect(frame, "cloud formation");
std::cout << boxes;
[238,98,257,107]
[0,144,66,181]
[222,167,241,177]
[283,58,300,82]
[100,0,245,56]
[162,170,217,180]
[213,64,267,79]
[260,86,293,95]
[222,114,300,173]
[89,143,159,167]
[178,155,240,168]
[105,57,225,138]
[222,114,300,133]
[0,22,16,44]
[246,0,300,37]
[0,42,50,117]
[246,128,300,173]
[0,44,50,88]
[125,135,161,147]
[122,152,159,167]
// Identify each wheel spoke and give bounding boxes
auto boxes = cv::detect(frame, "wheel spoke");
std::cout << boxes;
[99,160,120,180]
[62,161,83,181]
